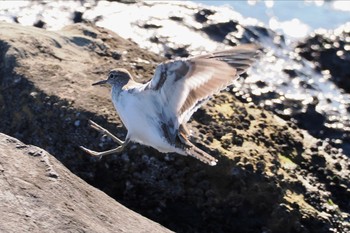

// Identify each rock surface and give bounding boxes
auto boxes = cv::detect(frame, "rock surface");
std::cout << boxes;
[0,133,172,233]
[0,21,350,233]
[297,25,350,94]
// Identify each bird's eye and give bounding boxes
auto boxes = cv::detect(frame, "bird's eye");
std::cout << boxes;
[108,73,115,79]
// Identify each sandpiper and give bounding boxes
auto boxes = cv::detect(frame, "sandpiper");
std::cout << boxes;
[80,44,260,166]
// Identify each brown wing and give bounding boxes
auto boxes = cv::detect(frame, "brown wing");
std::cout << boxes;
[146,44,260,138]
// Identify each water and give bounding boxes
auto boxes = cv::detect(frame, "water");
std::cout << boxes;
[198,0,350,38]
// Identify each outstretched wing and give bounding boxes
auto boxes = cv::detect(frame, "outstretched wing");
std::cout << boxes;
[146,44,260,139]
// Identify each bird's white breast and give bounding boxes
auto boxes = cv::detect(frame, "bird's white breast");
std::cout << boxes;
[111,88,178,153]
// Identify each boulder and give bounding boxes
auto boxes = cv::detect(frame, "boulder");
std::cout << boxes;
[297,25,350,93]
[0,133,172,233]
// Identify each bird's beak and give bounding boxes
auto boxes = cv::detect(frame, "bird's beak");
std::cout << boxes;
[92,80,108,86]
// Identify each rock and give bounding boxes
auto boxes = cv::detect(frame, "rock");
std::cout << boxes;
[201,20,238,43]
[194,9,216,23]
[73,11,83,23]
[0,21,350,233]
[0,133,172,233]
[107,0,139,4]
[33,19,46,29]
[296,25,350,93]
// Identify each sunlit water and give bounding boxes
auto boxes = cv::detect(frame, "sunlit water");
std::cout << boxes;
[199,0,350,38]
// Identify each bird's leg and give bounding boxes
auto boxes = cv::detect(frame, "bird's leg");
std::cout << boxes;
[80,139,129,157]
[80,120,129,158]
[88,120,124,145]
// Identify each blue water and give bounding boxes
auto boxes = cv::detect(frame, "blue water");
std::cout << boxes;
[198,0,350,32]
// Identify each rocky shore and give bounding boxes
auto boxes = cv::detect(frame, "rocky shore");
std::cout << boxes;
[0,1,349,233]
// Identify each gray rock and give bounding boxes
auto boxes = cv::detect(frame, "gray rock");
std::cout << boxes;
[0,133,172,233]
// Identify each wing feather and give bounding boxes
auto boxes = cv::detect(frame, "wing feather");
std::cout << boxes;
[146,44,260,139]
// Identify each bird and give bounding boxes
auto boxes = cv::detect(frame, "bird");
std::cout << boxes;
[80,44,260,166]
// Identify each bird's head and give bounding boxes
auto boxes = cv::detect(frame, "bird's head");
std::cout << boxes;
[92,68,132,87]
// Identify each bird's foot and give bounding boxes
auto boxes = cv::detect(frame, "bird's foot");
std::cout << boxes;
[80,120,130,158]
[79,144,126,158]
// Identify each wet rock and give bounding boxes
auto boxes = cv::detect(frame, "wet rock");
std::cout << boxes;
[107,0,138,4]
[296,26,350,93]
[202,20,238,43]
[164,46,190,59]
[138,21,162,29]
[292,98,326,135]
[73,11,83,23]
[243,25,285,45]
[33,19,46,28]
[169,16,183,22]
[194,9,215,23]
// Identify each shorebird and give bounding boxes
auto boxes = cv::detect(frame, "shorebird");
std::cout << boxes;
[80,44,260,166]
